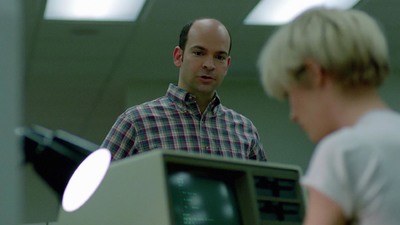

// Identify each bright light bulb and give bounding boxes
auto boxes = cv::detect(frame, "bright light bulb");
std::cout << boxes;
[62,148,111,212]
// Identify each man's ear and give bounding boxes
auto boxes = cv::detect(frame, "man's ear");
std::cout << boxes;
[173,46,183,67]
[222,56,231,77]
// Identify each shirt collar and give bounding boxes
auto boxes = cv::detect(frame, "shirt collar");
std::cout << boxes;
[166,83,221,115]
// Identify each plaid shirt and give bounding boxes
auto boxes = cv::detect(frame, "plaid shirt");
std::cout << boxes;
[101,83,266,161]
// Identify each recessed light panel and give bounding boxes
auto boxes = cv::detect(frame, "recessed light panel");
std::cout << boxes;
[44,0,146,21]
[244,0,360,25]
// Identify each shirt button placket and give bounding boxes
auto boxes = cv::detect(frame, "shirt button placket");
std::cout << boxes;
[199,117,209,153]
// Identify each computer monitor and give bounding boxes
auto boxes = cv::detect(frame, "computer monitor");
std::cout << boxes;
[55,150,306,225]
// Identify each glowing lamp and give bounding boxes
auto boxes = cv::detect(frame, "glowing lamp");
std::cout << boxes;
[19,126,111,223]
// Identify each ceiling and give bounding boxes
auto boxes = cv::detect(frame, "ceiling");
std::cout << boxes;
[23,0,400,144]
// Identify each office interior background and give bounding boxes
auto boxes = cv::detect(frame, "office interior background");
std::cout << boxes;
[2,0,400,224]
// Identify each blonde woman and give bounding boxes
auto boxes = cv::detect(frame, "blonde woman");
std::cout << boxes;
[258,7,400,225]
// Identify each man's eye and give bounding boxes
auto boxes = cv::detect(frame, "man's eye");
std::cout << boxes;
[193,51,203,56]
[216,55,227,61]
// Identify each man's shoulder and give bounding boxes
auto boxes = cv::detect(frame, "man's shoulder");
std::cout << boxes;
[122,96,173,116]
[219,105,253,122]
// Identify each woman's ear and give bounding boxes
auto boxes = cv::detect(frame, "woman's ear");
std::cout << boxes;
[304,59,327,88]
[173,46,183,67]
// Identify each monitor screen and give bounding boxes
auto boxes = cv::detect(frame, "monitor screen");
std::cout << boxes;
[168,170,242,225]
[166,158,305,225]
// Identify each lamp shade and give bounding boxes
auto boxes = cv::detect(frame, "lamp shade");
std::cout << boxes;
[19,126,111,223]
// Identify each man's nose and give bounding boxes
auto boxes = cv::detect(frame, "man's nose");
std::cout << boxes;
[203,56,215,70]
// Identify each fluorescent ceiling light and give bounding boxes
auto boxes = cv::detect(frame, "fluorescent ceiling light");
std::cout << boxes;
[244,0,360,25]
[44,0,146,21]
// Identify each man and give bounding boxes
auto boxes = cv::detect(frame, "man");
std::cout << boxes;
[102,18,266,161]
[258,7,400,225]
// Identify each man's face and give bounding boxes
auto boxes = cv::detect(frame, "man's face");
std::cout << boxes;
[173,20,231,99]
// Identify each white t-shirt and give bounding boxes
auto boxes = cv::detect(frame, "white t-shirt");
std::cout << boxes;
[302,110,400,225]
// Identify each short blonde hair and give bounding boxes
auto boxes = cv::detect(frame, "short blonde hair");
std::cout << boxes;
[258,7,389,100]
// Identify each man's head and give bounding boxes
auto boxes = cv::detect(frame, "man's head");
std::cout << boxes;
[173,18,231,99]
[258,7,389,100]
[178,19,232,55]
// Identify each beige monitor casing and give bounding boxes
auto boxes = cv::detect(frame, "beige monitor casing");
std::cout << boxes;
[54,149,305,225]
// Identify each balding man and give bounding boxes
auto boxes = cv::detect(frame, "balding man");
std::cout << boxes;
[101,18,267,162]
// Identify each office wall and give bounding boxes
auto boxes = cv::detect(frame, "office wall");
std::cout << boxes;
[124,72,400,172]
[125,79,315,171]
[218,80,315,171]
[0,0,23,224]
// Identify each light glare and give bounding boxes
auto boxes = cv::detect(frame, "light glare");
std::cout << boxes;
[62,148,111,212]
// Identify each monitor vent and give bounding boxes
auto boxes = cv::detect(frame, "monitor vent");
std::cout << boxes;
[253,175,304,224]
